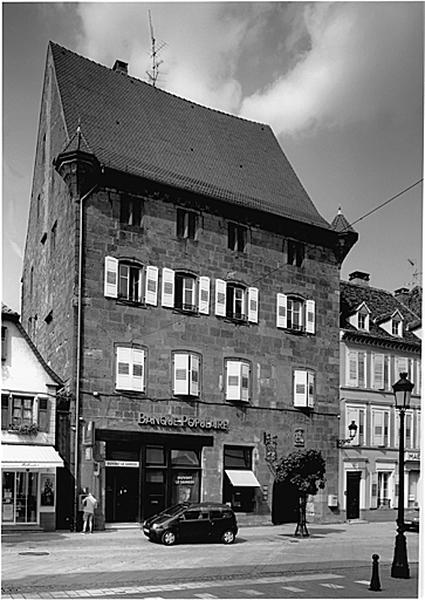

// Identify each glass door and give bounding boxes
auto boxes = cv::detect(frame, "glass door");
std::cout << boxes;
[2,472,15,522]
[2,471,38,524]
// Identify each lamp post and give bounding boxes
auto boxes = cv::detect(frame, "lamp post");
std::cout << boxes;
[336,420,358,448]
[391,372,414,579]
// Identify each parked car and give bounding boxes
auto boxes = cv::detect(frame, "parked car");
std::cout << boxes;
[404,507,420,532]
[142,502,238,545]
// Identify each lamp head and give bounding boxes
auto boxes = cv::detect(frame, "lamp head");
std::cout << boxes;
[392,372,414,410]
[348,420,358,440]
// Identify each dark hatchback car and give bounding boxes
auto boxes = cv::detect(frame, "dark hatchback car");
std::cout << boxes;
[404,508,420,532]
[142,502,238,545]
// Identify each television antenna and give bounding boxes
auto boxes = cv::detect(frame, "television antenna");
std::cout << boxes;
[146,10,165,87]
[407,258,421,287]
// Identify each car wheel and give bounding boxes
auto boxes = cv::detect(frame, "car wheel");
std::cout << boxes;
[221,529,235,544]
[161,530,177,546]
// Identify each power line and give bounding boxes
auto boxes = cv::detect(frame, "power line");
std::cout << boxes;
[341,178,423,232]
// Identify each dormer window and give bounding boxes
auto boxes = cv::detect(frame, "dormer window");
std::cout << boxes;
[177,209,198,240]
[392,317,402,337]
[357,304,370,331]
[228,223,247,252]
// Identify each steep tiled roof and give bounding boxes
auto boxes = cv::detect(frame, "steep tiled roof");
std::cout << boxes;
[331,209,356,233]
[340,281,421,347]
[50,42,330,230]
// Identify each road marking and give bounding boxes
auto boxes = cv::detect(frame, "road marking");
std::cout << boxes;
[194,594,219,599]
[355,580,371,585]
[320,583,345,589]
[281,586,306,592]
[239,591,264,596]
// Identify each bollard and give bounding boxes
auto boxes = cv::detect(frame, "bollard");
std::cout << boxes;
[369,553,382,591]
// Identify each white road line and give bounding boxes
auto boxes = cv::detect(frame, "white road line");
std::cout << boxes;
[320,583,345,589]
[281,586,306,592]
[355,580,371,585]
[239,590,264,596]
[193,594,219,598]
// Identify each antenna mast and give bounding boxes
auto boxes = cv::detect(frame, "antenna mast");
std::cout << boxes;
[146,10,165,87]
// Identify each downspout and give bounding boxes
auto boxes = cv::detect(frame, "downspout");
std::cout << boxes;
[73,181,99,529]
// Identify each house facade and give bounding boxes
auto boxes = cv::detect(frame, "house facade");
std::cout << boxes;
[21,43,357,529]
[338,272,421,520]
[1,305,63,531]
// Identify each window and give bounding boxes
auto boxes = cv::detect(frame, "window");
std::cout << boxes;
[177,209,198,240]
[225,359,251,402]
[215,280,258,323]
[173,352,200,397]
[115,346,145,392]
[1,395,47,432]
[372,353,385,389]
[276,294,315,333]
[105,257,158,306]
[346,350,368,387]
[392,318,402,337]
[293,370,315,408]
[357,309,370,331]
[1,326,8,362]
[120,195,143,226]
[224,446,252,469]
[287,240,304,267]
[345,406,366,445]
[119,262,143,303]
[372,409,390,447]
[175,273,197,312]
[228,223,247,252]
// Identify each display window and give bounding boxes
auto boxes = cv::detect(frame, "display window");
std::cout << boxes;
[2,471,39,524]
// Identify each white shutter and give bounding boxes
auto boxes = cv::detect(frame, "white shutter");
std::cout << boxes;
[248,287,259,323]
[215,279,227,317]
[305,300,315,334]
[137,269,143,303]
[373,410,384,446]
[293,370,307,407]
[33,395,39,426]
[104,256,118,298]
[132,348,145,392]
[241,362,250,402]
[161,268,175,308]
[174,353,189,395]
[116,347,132,390]
[347,351,358,386]
[373,354,385,389]
[307,371,315,408]
[371,472,378,508]
[145,266,158,306]
[190,354,200,396]
[346,406,360,445]
[396,357,408,377]
[198,277,210,315]
[226,360,241,401]
[276,293,287,328]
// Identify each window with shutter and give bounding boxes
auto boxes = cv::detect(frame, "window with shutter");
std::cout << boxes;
[228,223,247,252]
[198,277,210,315]
[373,354,385,389]
[116,347,145,392]
[346,351,359,386]
[145,266,158,306]
[161,268,175,308]
[173,352,201,397]
[247,287,259,323]
[37,396,49,432]
[104,256,118,298]
[276,294,287,328]
[215,279,227,316]
[276,294,315,334]
[346,406,361,445]
[175,273,197,312]
[118,262,144,303]
[177,209,198,239]
[293,370,315,408]
[226,284,247,321]
[225,359,250,402]
[372,409,389,446]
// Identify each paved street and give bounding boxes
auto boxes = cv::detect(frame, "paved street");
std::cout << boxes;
[2,521,420,599]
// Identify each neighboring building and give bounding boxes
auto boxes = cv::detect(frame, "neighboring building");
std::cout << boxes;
[21,42,357,529]
[339,272,421,520]
[1,304,63,531]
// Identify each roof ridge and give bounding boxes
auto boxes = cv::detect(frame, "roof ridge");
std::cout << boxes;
[49,41,271,129]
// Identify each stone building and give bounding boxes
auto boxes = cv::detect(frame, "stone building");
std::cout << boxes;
[338,272,421,520]
[21,42,356,529]
[1,304,63,531]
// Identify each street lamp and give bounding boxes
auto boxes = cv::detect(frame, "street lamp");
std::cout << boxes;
[391,372,414,579]
[336,420,358,448]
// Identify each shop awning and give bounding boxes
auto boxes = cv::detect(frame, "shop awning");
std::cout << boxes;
[1,445,64,469]
[225,470,261,487]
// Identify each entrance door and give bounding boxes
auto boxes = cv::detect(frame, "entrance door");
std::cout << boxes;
[346,471,361,519]
[272,480,298,524]
[105,468,139,522]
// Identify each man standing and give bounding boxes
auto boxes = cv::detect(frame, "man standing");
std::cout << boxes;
[81,489,97,534]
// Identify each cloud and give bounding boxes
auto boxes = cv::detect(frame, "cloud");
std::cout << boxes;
[239,3,423,135]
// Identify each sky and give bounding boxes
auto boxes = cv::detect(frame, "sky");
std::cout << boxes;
[2,2,424,313]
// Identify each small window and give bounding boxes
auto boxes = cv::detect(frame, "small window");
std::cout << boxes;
[177,209,198,240]
[38,397,49,432]
[228,223,247,252]
[392,318,402,337]
[10,396,34,428]
[224,446,252,469]
[118,262,144,303]
[120,195,143,227]
[146,446,165,465]
[173,352,200,397]
[115,346,146,392]
[287,240,305,267]
[1,326,8,362]
[226,284,247,321]
[276,294,315,334]
[175,273,197,312]
[293,370,315,409]
[225,359,251,402]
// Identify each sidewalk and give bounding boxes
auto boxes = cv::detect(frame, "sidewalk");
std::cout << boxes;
[2,521,420,596]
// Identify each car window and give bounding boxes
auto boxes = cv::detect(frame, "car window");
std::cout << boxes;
[183,510,201,520]
[210,510,223,519]
[200,512,209,519]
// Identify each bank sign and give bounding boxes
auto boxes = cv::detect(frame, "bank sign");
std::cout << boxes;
[138,412,229,432]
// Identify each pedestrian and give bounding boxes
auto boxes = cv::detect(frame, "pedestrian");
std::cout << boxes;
[81,489,97,534]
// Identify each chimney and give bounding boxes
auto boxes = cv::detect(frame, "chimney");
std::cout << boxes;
[348,271,370,286]
[112,60,128,75]
[394,287,410,304]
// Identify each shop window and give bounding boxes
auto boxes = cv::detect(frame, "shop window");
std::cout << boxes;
[228,222,247,252]
[287,240,305,267]
[172,352,200,397]
[276,294,315,333]
[177,209,198,240]
[224,446,252,469]
[171,449,200,466]
[115,346,145,392]
[146,446,165,465]
[120,195,143,227]
[225,359,251,402]
[223,446,255,513]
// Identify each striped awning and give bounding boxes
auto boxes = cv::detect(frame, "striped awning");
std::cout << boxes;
[1,445,64,469]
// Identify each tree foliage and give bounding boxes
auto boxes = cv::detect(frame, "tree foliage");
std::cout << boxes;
[275,449,326,496]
